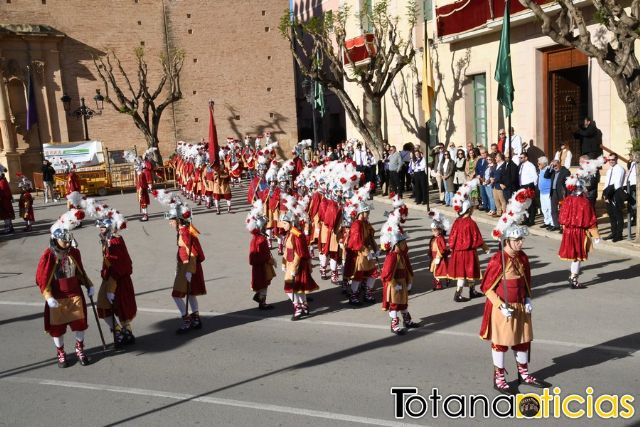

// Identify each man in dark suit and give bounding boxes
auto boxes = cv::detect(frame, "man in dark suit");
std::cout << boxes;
[474,149,489,210]
[546,159,570,231]
[499,156,519,201]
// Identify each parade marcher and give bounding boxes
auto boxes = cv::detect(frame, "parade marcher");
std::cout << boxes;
[319,179,346,284]
[449,179,489,302]
[346,185,378,305]
[247,200,276,310]
[428,210,450,290]
[213,160,233,214]
[0,165,15,234]
[559,157,603,289]
[64,163,82,210]
[275,161,296,255]
[143,148,156,190]
[36,208,94,367]
[16,173,35,232]
[481,188,550,394]
[94,207,137,347]
[136,159,151,222]
[281,196,318,320]
[264,161,281,247]
[156,190,207,334]
[247,151,270,205]
[379,210,420,334]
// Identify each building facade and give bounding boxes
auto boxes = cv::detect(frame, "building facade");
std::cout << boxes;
[0,0,297,186]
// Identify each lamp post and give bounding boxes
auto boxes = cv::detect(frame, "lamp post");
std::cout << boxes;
[60,89,105,141]
[301,77,318,151]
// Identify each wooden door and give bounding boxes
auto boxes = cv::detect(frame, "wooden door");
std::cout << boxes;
[549,67,588,163]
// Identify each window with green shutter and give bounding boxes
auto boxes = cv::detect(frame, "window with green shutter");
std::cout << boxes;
[472,74,488,147]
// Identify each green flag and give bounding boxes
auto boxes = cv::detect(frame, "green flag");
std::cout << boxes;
[495,0,514,116]
[314,80,325,118]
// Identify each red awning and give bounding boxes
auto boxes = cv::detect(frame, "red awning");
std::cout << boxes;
[343,33,377,66]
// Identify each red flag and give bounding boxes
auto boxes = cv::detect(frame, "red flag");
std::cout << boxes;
[208,100,219,165]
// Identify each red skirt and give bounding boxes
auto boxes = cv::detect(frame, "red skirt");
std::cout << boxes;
[284,262,319,294]
[172,263,207,297]
[448,249,481,280]
[97,276,138,321]
[558,227,590,261]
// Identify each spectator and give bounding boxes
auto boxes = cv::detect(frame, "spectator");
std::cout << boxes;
[387,146,403,197]
[491,153,507,216]
[554,142,573,169]
[353,142,367,172]
[500,155,519,201]
[453,149,467,191]
[400,143,413,194]
[411,150,428,205]
[430,144,445,204]
[378,147,390,196]
[483,154,496,215]
[518,152,538,225]
[447,142,457,160]
[475,148,489,210]
[505,127,524,165]
[440,150,455,206]
[497,129,507,154]
[365,148,377,197]
[602,154,626,241]
[537,156,553,229]
[574,117,603,159]
[489,142,499,156]
[626,152,637,227]
[547,159,570,232]
[41,159,57,203]
[466,148,480,207]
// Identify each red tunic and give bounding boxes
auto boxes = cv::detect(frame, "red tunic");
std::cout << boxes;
[429,235,448,279]
[172,226,207,297]
[347,219,376,280]
[143,159,154,186]
[479,250,531,341]
[448,216,484,280]
[0,177,15,220]
[558,194,598,261]
[380,251,408,311]
[292,157,304,180]
[19,191,34,221]
[137,173,150,208]
[320,199,341,255]
[249,230,275,291]
[98,236,137,321]
[66,172,81,195]
[283,228,319,294]
[36,247,90,336]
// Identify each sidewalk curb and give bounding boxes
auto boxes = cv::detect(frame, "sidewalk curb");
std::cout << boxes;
[373,195,640,260]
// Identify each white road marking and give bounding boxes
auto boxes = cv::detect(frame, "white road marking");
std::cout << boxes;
[0,300,637,355]
[2,376,422,427]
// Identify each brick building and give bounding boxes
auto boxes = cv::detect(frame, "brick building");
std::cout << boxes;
[0,0,297,187]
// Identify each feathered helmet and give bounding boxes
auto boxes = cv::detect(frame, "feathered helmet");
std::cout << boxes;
[350,183,373,215]
[389,193,409,222]
[66,191,84,209]
[277,160,294,183]
[294,139,312,157]
[15,172,33,190]
[265,161,280,183]
[280,194,309,227]
[153,189,192,222]
[246,200,268,232]
[94,207,127,236]
[428,209,451,232]
[491,187,536,240]
[379,211,408,251]
[50,208,86,245]
[452,178,480,216]
[144,147,157,160]
[566,155,605,194]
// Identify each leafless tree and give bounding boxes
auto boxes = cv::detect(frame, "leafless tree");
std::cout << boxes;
[93,47,184,163]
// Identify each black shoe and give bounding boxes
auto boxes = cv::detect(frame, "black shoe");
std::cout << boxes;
[252,293,261,303]
[602,235,614,240]
[540,224,548,229]
[469,288,483,299]
[453,290,467,303]
[612,236,623,242]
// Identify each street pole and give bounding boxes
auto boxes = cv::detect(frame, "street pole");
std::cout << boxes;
[80,97,90,141]
[311,102,318,152]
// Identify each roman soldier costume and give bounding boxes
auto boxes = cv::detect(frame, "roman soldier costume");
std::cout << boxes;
[275,161,295,255]
[17,174,34,232]
[155,190,206,334]
[281,196,318,320]
[247,200,276,310]
[427,210,450,290]
[379,210,420,334]
[0,165,14,234]
[36,208,94,367]
[559,157,603,289]
[95,208,137,347]
[213,160,232,214]
[480,188,550,394]
[137,164,151,222]
[448,179,488,302]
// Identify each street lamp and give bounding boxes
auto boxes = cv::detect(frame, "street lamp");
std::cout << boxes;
[60,89,104,141]
[301,77,318,151]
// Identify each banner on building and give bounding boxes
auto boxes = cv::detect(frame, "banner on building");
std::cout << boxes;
[43,140,104,171]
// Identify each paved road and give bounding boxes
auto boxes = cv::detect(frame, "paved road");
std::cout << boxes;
[0,185,638,426]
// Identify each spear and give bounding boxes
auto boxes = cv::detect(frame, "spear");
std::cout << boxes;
[88,294,107,352]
